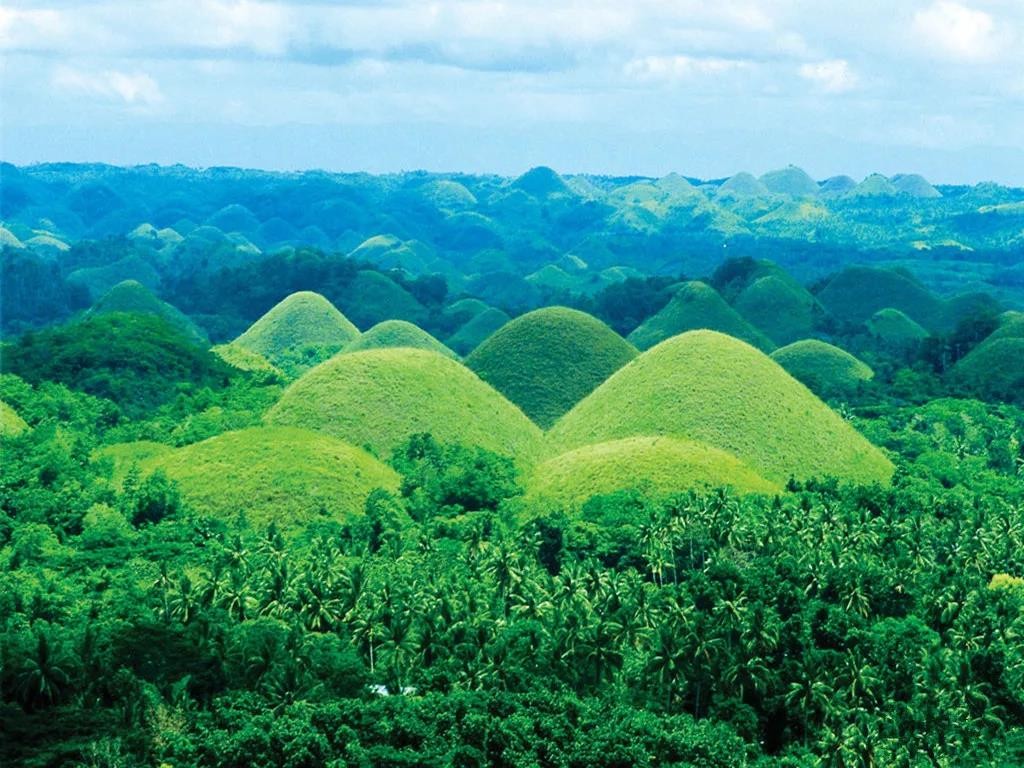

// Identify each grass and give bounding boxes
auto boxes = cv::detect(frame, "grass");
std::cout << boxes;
[338,270,428,329]
[733,275,819,345]
[759,166,820,196]
[211,344,285,378]
[770,339,874,400]
[990,311,1024,341]
[511,166,573,198]
[420,179,477,209]
[67,256,161,301]
[892,174,941,198]
[816,267,947,331]
[628,281,775,352]
[866,308,930,344]
[95,440,174,483]
[266,348,544,466]
[716,172,771,198]
[138,426,399,528]
[527,436,778,506]
[950,338,1024,402]
[447,307,511,356]
[548,330,894,485]
[232,291,360,376]
[89,280,207,344]
[0,401,29,437]
[466,307,638,428]
[343,320,457,359]
[847,174,897,198]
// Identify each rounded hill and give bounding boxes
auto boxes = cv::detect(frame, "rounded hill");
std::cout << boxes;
[232,291,360,376]
[733,274,820,345]
[867,308,930,345]
[950,338,1024,402]
[343,320,457,358]
[816,267,946,331]
[447,307,511,356]
[628,281,775,352]
[528,437,777,506]
[717,172,771,199]
[266,348,543,465]
[770,340,873,400]
[466,307,638,428]
[89,280,207,344]
[511,166,573,198]
[338,270,428,329]
[138,426,399,529]
[759,166,819,196]
[548,330,893,485]
[211,343,285,378]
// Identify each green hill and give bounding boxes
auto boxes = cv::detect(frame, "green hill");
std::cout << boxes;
[819,175,857,197]
[989,311,1024,341]
[511,166,573,198]
[67,256,161,301]
[420,179,477,210]
[232,291,360,376]
[138,426,399,528]
[266,348,543,465]
[548,330,893,485]
[88,280,207,344]
[846,174,898,198]
[338,270,428,329]
[466,307,638,428]
[816,267,946,331]
[716,172,771,199]
[950,338,1024,402]
[95,440,174,483]
[733,275,820,345]
[447,307,510,356]
[892,174,941,198]
[0,401,29,438]
[628,281,775,352]
[770,340,874,400]
[343,320,457,359]
[759,166,820,196]
[211,343,285,378]
[866,308,930,345]
[527,436,777,506]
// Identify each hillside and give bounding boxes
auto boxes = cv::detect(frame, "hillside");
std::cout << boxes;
[466,307,638,428]
[527,436,777,506]
[343,320,457,359]
[88,280,207,344]
[266,348,544,465]
[447,307,511,356]
[950,338,1024,402]
[867,307,930,345]
[0,401,29,437]
[628,281,775,352]
[732,274,820,345]
[759,166,820,196]
[816,266,947,331]
[548,330,893,485]
[210,343,285,378]
[770,339,874,400]
[138,426,399,528]
[231,291,360,376]
[338,270,428,329]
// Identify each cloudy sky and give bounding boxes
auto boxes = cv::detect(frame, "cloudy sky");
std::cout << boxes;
[2,0,1023,182]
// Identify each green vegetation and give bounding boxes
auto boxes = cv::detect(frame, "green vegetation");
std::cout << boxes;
[759,165,819,196]
[232,291,360,376]
[466,307,638,428]
[528,436,777,505]
[817,266,950,331]
[343,320,457,359]
[338,270,428,330]
[628,281,775,352]
[0,400,29,437]
[950,338,1024,403]
[88,279,207,344]
[866,307,930,345]
[549,330,893,484]
[210,343,284,378]
[446,307,510,356]
[770,339,874,400]
[136,426,399,528]
[733,274,820,345]
[266,348,543,464]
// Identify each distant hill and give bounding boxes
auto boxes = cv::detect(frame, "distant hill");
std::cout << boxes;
[447,307,510,356]
[866,308,930,346]
[467,307,638,428]
[759,166,820,196]
[816,267,947,332]
[770,339,874,400]
[511,166,574,198]
[892,174,941,199]
[88,280,207,344]
[733,274,821,345]
[338,270,428,329]
[716,172,772,199]
[950,338,1024,402]
[548,330,893,485]
[343,320,456,359]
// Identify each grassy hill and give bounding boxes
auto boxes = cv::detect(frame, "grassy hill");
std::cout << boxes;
[210,343,285,378]
[232,291,360,376]
[527,436,777,506]
[266,348,544,465]
[511,166,573,198]
[950,338,1024,402]
[628,281,775,352]
[89,280,207,344]
[716,172,771,199]
[847,174,898,198]
[816,267,947,331]
[138,426,399,528]
[770,340,874,400]
[68,255,161,301]
[892,174,941,198]
[343,320,457,359]
[95,440,174,483]
[0,401,29,438]
[989,311,1024,341]
[866,308,930,345]
[447,307,511,356]
[759,166,820,196]
[733,274,820,345]
[548,330,893,485]
[338,270,428,329]
[466,307,638,428]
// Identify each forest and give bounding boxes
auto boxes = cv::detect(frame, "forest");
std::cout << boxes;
[1,162,1023,767]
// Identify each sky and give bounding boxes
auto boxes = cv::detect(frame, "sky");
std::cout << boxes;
[1,0,1023,183]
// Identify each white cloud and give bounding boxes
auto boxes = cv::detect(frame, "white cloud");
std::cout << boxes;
[0,7,69,48]
[624,54,748,82]
[53,66,164,105]
[798,59,858,93]
[911,1,1003,61]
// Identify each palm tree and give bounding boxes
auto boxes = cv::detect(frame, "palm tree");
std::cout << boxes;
[16,632,71,712]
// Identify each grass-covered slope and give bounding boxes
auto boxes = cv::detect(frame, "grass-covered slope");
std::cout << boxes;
[548,331,893,485]
[0,401,29,437]
[266,348,543,464]
[733,275,820,345]
[528,436,777,505]
[466,307,638,428]
[447,307,511,356]
[232,291,360,376]
[95,440,174,482]
[211,343,285,378]
[140,426,399,528]
[770,340,874,400]
[759,166,820,196]
[816,267,946,331]
[867,308,930,345]
[338,270,428,329]
[628,281,775,352]
[950,338,1024,402]
[89,280,207,344]
[343,320,457,359]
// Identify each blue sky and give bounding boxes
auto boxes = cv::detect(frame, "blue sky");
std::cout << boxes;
[2,0,1023,183]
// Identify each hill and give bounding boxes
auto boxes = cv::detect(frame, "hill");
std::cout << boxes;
[892,174,941,198]
[232,291,360,376]
[759,166,820,196]
[547,330,893,485]
[88,280,207,344]
[510,166,573,198]
[716,172,771,199]
[67,255,161,301]
[819,175,857,196]
[343,320,457,358]
[866,308,930,345]
[527,436,777,506]
[266,348,544,465]
[210,343,285,378]
[770,340,874,400]
[628,281,775,352]
[732,274,820,345]
[338,270,428,329]
[988,311,1024,341]
[816,267,947,331]
[950,337,1024,402]
[138,426,399,528]
[447,307,511,356]
[0,401,29,437]
[846,174,898,198]
[466,307,638,428]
